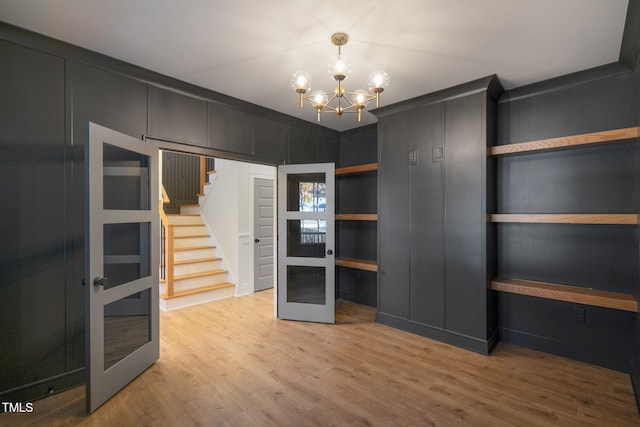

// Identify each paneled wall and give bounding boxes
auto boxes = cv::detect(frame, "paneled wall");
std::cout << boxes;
[0,22,338,402]
[0,39,72,399]
[495,64,637,372]
[373,76,502,354]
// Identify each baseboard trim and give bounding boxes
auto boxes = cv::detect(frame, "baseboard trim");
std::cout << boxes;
[376,312,493,355]
[0,368,84,404]
[499,327,630,373]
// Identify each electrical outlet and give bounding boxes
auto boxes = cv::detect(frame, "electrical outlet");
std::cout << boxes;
[573,307,586,323]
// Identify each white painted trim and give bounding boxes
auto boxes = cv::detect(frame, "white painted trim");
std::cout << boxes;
[236,233,252,296]
[248,172,277,297]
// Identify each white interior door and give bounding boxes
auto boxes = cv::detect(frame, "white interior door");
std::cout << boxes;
[277,163,335,323]
[254,178,274,291]
[85,123,159,412]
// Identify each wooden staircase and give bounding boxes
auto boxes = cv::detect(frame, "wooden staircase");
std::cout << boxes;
[160,171,235,311]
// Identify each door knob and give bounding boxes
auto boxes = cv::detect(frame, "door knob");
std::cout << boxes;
[255,238,260,243]
[93,277,109,288]
[327,249,333,255]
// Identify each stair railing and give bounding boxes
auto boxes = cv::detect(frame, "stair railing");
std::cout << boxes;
[199,156,207,196]
[160,185,174,297]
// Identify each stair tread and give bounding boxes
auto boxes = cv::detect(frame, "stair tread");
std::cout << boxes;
[166,214,200,216]
[174,256,221,266]
[174,245,215,252]
[160,282,234,299]
[179,204,200,208]
[174,234,210,239]
[175,269,227,281]
[173,224,205,228]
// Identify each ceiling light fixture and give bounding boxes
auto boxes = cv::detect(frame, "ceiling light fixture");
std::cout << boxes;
[291,32,389,123]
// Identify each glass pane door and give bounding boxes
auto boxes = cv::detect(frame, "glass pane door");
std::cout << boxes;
[277,163,335,323]
[85,123,159,412]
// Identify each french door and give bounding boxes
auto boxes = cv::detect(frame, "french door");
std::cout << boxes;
[277,163,335,323]
[85,123,159,412]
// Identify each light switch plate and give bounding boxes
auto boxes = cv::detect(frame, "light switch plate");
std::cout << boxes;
[432,145,444,162]
[409,148,418,165]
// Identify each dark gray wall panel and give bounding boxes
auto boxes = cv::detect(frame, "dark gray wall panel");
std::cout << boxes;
[339,125,377,166]
[498,142,637,214]
[631,49,640,411]
[498,293,635,372]
[337,269,377,307]
[72,62,149,369]
[498,223,636,294]
[210,103,253,155]
[409,103,445,327]
[378,112,410,318]
[337,221,377,261]
[74,63,149,140]
[148,85,208,146]
[337,173,377,215]
[620,0,640,67]
[486,95,499,342]
[317,129,339,164]
[0,41,67,394]
[253,116,289,162]
[288,127,319,164]
[336,125,378,305]
[496,67,638,373]
[498,73,634,146]
[161,151,201,213]
[444,93,486,338]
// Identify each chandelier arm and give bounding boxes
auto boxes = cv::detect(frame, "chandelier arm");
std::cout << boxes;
[292,32,388,121]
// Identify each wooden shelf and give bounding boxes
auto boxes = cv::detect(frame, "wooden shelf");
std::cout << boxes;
[489,278,638,312]
[335,257,378,272]
[336,214,378,221]
[488,127,639,156]
[489,213,638,225]
[335,163,378,175]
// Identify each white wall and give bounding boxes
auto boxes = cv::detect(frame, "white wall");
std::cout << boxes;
[200,158,275,296]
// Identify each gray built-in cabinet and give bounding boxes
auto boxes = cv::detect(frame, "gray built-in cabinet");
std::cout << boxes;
[373,76,503,354]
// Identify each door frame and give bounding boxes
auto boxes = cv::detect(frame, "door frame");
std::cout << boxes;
[250,174,276,294]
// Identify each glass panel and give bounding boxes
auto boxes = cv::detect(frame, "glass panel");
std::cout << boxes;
[287,266,326,305]
[103,222,150,289]
[287,220,326,257]
[287,173,326,212]
[103,143,150,211]
[104,288,151,371]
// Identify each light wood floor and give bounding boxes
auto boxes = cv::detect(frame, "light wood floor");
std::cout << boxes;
[2,289,639,426]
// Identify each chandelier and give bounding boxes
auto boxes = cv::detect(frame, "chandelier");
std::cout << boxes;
[291,32,389,122]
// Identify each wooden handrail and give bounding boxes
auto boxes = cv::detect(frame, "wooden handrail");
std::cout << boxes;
[162,186,170,204]
[199,156,207,196]
[159,194,175,298]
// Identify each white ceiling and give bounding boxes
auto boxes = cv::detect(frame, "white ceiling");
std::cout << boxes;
[0,0,629,131]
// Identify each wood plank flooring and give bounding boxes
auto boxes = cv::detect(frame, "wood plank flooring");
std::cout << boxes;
[2,289,638,426]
